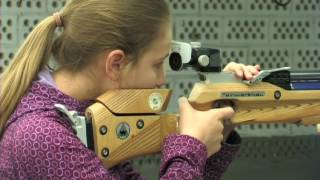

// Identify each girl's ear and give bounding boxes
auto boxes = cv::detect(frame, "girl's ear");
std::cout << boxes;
[103,49,128,81]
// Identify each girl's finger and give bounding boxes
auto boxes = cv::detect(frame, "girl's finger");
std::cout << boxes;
[241,64,253,80]
[247,65,260,75]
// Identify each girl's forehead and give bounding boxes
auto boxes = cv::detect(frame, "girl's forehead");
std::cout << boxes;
[139,27,171,56]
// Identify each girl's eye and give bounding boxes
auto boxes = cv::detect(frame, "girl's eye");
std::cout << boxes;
[154,62,164,68]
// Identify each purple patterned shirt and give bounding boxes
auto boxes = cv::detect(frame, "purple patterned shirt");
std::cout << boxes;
[0,81,240,179]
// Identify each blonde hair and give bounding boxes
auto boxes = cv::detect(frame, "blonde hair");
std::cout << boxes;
[0,0,170,137]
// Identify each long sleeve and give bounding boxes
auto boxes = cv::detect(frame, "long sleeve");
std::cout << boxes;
[1,113,239,180]
[160,134,208,180]
[159,133,240,180]
[204,131,241,180]
[1,113,146,180]
[111,161,147,180]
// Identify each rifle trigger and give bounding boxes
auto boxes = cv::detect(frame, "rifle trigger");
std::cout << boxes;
[213,100,236,111]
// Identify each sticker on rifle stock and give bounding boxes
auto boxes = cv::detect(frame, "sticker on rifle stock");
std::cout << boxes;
[221,91,265,98]
[116,122,130,140]
[149,93,163,111]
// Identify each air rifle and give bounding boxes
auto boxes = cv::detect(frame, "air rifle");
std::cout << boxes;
[55,41,320,168]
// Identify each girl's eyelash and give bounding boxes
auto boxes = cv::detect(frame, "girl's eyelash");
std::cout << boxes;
[155,61,164,66]
[153,62,164,70]
[159,62,164,66]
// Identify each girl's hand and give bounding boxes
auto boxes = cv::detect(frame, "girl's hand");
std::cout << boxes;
[178,97,235,157]
[223,62,261,80]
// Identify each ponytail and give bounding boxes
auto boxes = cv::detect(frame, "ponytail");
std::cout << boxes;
[0,15,57,137]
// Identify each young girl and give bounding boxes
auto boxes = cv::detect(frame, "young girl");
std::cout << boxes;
[0,0,260,179]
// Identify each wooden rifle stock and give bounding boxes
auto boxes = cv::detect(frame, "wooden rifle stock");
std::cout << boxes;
[85,81,320,168]
[85,89,177,168]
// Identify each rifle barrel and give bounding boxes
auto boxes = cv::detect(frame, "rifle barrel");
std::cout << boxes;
[290,72,320,90]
